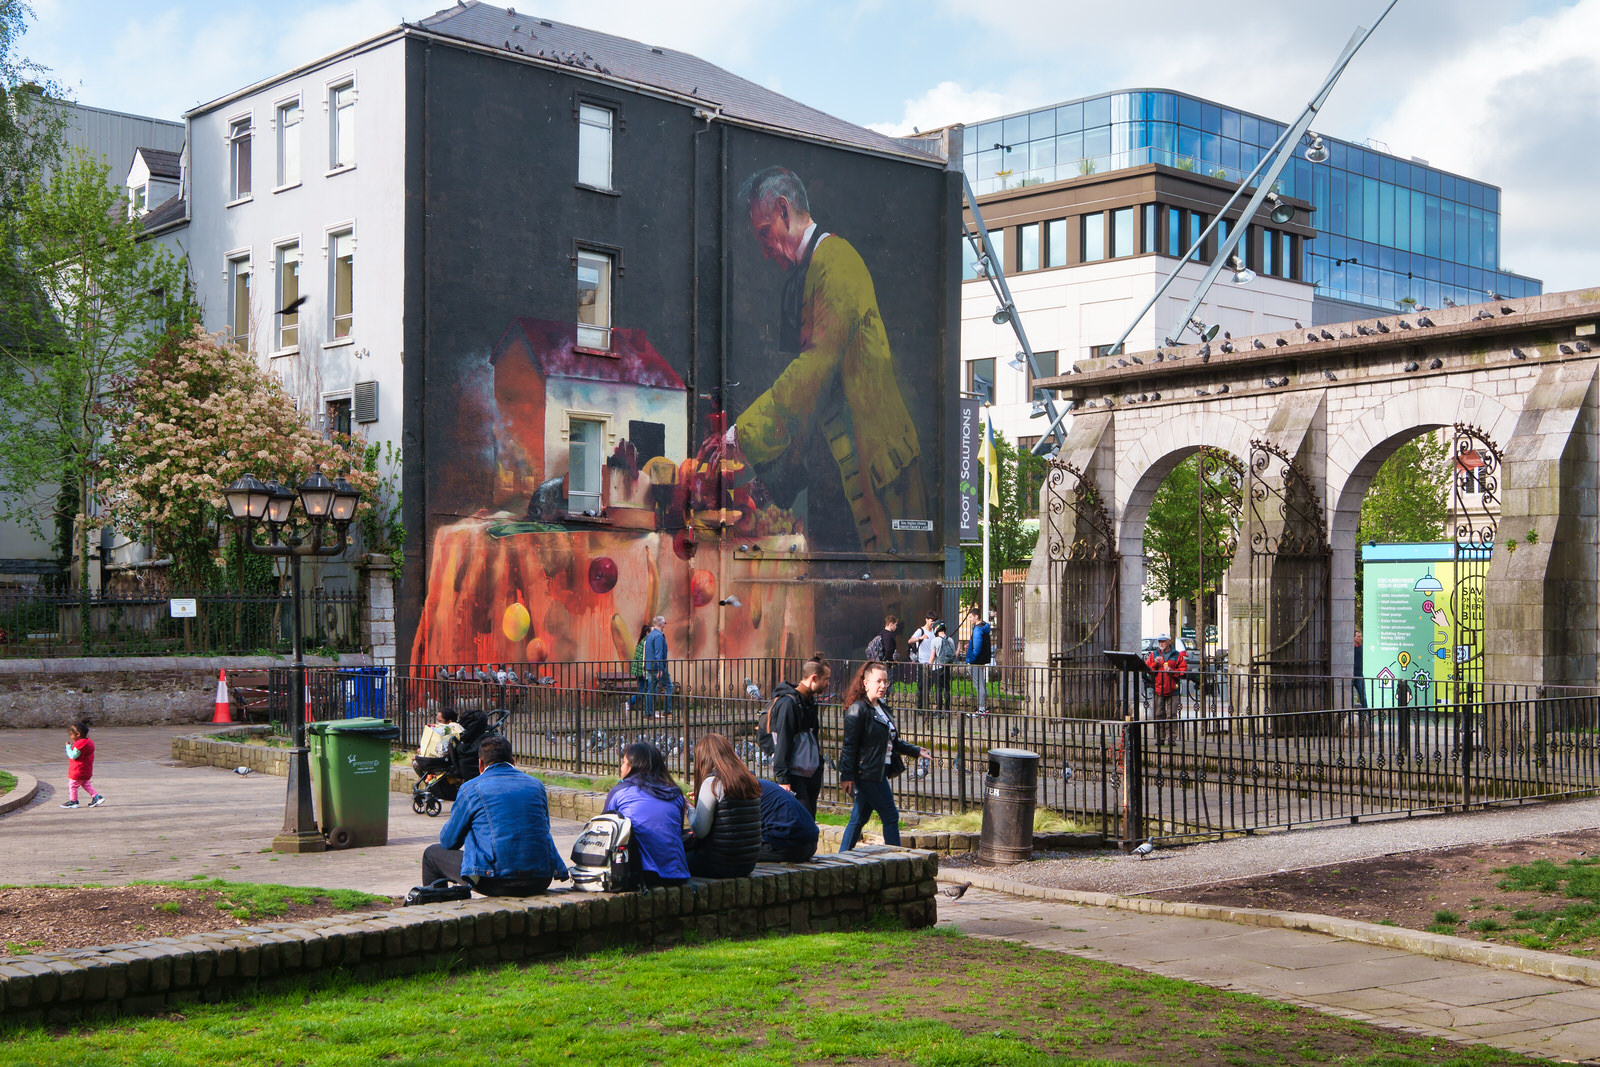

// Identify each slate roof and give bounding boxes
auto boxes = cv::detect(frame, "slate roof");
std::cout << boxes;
[414,2,942,165]
[141,193,188,232]
[135,147,182,180]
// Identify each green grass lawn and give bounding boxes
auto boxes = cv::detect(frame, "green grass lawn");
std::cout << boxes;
[1432,855,1600,954]
[0,927,1531,1065]
[0,770,15,796]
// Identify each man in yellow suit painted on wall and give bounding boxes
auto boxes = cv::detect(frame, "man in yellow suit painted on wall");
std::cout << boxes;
[717,165,928,553]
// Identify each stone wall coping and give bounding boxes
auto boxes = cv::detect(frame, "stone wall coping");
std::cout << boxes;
[0,845,937,1026]
[0,654,368,678]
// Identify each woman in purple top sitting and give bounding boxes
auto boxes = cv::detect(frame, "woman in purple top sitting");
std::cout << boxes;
[603,741,690,887]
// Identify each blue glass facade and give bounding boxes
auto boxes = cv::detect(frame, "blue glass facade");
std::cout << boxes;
[964,90,1542,310]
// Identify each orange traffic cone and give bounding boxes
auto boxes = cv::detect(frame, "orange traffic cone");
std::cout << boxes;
[212,669,233,724]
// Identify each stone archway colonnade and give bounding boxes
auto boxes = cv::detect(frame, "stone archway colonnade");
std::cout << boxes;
[1026,288,1600,694]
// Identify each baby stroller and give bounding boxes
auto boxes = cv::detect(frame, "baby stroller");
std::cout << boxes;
[411,707,508,817]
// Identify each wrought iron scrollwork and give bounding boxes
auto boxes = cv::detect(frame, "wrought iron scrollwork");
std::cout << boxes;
[1042,459,1120,678]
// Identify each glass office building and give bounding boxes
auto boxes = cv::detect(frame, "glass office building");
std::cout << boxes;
[963,90,1542,312]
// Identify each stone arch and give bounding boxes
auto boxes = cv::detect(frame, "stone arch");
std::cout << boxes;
[1114,408,1257,650]
[1324,386,1519,683]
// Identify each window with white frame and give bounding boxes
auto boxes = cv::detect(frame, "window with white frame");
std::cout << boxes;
[329,229,353,338]
[275,242,300,351]
[577,104,614,190]
[567,416,605,513]
[228,117,253,200]
[227,254,251,347]
[576,250,612,350]
[276,100,301,186]
[130,184,147,218]
[329,81,355,170]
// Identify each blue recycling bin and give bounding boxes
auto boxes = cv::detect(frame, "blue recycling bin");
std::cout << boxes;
[341,666,389,718]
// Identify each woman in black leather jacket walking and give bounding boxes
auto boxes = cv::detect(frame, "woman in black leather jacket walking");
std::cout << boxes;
[685,732,763,878]
[837,660,927,851]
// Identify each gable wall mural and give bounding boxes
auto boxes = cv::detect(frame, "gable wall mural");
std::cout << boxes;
[401,43,957,673]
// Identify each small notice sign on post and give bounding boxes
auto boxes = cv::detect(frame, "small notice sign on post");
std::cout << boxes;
[169,598,198,618]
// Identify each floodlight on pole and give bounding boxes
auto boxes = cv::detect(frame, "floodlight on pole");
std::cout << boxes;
[992,305,1013,325]
[1227,256,1257,286]
[1008,351,1027,371]
[1265,192,1295,224]
[1304,134,1330,163]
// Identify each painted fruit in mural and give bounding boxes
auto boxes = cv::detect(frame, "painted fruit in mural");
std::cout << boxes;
[501,601,531,642]
[672,528,696,560]
[690,569,716,607]
[526,637,549,662]
[588,556,619,594]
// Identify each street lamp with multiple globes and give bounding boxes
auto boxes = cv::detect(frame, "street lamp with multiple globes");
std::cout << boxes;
[224,470,361,853]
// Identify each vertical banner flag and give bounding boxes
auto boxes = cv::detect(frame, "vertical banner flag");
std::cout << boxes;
[958,396,982,541]
[979,414,999,506]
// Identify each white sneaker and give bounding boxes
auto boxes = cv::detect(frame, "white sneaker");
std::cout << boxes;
[89,794,107,808]
[59,800,79,809]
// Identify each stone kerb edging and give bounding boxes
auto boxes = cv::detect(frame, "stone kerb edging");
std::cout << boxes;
[0,771,39,815]
[0,846,938,1027]
[956,870,1600,991]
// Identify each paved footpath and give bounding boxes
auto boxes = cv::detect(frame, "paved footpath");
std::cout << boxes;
[941,888,1600,1062]
[0,725,585,897]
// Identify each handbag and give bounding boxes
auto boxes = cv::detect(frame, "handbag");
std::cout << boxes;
[790,730,821,777]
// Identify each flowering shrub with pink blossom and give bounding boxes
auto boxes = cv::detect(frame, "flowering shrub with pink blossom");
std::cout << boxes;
[100,327,379,588]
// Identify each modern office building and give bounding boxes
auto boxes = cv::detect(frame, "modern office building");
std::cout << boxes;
[960,88,1543,450]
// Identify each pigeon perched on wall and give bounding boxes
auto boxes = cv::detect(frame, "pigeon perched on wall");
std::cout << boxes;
[1397,319,1413,330]
[1512,348,1528,360]
[1217,384,1230,394]
[1375,321,1391,333]
[1197,344,1211,360]
[1502,306,1516,315]
[1130,355,1144,365]
[1252,338,1267,350]
[1320,329,1335,341]
[1578,341,1593,353]
[1294,320,1303,329]
[1404,361,1419,372]
[1219,341,1234,354]
[1195,388,1211,397]
[1323,370,1337,381]
[1429,358,1443,369]
[1475,310,1495,321]
[1443,297,1458,307]
[1356,324,1373,336]
[1275,337,1289,347]
[1561,344,1576,355]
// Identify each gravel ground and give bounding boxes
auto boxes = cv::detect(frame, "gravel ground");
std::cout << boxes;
[943,796,1600,895]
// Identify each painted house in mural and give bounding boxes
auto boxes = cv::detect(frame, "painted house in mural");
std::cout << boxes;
[395,3,963,671]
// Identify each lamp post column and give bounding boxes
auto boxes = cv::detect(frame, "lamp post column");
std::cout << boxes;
[274,545,324,854]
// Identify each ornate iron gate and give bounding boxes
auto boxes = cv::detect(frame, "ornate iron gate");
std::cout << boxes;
[1244,440,1332,716]
[1194,446,1244,683]
[1043,459,1119,715]
[1448,423,1497,709]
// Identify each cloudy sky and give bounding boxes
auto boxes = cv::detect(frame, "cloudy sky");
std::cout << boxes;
[17,0,1598,289]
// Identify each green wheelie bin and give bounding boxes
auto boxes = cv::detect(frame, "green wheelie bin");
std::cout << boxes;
[308,716,399,848]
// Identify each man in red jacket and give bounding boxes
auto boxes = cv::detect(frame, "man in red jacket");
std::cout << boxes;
[1144,634,1187,743]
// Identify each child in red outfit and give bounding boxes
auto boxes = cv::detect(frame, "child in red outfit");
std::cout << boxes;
[61,720,105,809]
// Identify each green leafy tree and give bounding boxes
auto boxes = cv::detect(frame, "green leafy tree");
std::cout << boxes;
[0,151,189,641]
[99,327,380,590]
[1356,434,1450,616]
[962,430,1046,580]
[1142,454,1242,626]
[0,1,66,214]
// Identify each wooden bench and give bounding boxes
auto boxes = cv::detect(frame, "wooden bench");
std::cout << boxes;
[228,669,274,723]
[594,672,642,693]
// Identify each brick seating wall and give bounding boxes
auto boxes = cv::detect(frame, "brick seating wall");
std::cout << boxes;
[0,845,938,1027]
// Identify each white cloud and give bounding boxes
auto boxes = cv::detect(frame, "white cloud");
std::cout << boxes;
[1367,0,1600,291]
[867,80,1037,137]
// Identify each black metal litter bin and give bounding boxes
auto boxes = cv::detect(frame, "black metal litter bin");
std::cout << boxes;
[978,747,1039,865]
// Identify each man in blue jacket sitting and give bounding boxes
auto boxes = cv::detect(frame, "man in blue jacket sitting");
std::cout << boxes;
[421,735,568,895]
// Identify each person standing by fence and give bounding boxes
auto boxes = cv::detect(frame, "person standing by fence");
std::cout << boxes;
[964,608,993,714]
[766,655,829,815]
[643,616,672,719]
[1144,633,1186,743]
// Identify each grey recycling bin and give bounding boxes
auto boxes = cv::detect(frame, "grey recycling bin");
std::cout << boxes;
[977,747,1039,865]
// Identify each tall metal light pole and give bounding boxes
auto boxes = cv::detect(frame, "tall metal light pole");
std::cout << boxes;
[224,471,362,853]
